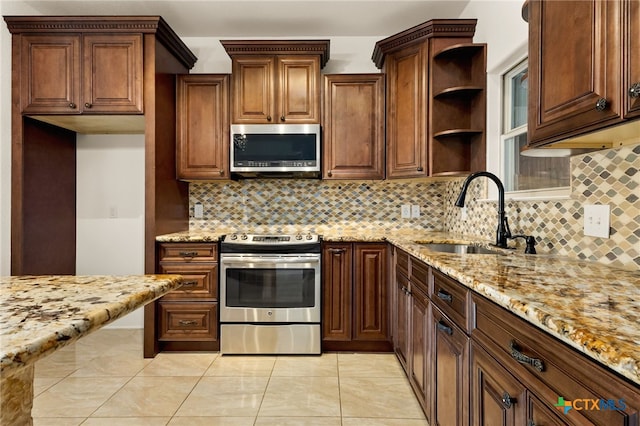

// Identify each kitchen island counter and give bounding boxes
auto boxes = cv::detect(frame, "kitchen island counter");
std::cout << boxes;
[158,228,640,387]
[0,274,182,425]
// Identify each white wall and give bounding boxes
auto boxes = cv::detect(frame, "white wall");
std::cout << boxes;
[76,134,146,328]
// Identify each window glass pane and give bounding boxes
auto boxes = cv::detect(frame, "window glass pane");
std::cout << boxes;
[504,132,570,192]
[510,69,528,129]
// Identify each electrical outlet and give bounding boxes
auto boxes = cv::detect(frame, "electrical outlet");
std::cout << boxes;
[411,205,420,218]
[583,204,610,238]
[108,206,118,218]
[194,202,204,219]
[401,204,411,219]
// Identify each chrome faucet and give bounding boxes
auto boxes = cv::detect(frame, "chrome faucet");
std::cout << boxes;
[454,171,511,249]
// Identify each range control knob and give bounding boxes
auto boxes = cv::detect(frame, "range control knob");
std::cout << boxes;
[306,233,313,240]
[229,234,237,240]
[295,234,303,240]
[240,233,248,240]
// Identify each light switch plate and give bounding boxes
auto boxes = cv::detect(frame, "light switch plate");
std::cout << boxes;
[401,204,411,219]
[583,204,610,238]
[411,205,420,218]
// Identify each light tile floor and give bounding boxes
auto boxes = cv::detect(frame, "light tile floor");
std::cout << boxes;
[32,329,428,426]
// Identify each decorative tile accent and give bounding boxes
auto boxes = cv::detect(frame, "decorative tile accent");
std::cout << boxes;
[189,143,639,269]
[190,179,445,233]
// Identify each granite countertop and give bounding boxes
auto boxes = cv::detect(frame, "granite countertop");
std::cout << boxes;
[0,275,182,376]
[158,227,640,386]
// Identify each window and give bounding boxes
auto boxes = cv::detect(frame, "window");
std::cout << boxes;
[501,59,570,197]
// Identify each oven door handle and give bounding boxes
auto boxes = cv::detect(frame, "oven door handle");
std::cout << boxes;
[221,257,320,266]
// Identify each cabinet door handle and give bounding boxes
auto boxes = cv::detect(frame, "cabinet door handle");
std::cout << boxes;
[502,392,516,409]
[219,169,224,175]
[178,320,198,326]
[280,116,286,122]
[328,248,346,253]
[417,166,424,172]
[436,289,453,303]
[181,280,198,287]
[595,98,608,111]
[629,83,640,98]
[527,420,536,426]
[84,102,92,109]
[509,340,545,372]
[69,102,76,109]
[437,320,453,335]
[178,251,198,258]
[327,170,333,177]
[266,115,272,122]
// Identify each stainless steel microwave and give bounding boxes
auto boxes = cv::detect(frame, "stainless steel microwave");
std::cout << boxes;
[230,124,321,178]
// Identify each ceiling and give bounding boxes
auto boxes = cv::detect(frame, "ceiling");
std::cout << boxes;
[1,0,472,37]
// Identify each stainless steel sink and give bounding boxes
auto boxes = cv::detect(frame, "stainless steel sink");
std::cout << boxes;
[417,243,503,255]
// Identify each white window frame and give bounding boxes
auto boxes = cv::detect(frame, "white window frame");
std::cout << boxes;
[500,58,570,201]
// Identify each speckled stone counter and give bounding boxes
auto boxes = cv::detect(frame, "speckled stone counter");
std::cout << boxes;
[0,274,182,425]
[158,227,640,386]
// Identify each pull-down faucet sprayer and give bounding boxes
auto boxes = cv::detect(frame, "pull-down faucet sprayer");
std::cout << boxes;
[455,171,511,249]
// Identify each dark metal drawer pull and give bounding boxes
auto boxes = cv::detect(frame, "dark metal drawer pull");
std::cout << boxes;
[509,340,545,372]
[181,280,198,287]
[437,320,453,335]
[178,320,199,326]
[502,392,516,409]
[178,251,198,257]
[328,248,346,253]
[436,289,453,303]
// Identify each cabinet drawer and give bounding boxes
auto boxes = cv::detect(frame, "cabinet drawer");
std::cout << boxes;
[396,248,409,277]
[410,256,429,293]
[158,302,218,342]
[430,269,470,332]
[158,243,217,262]
[472,294,640,426]
[159,263,218,300]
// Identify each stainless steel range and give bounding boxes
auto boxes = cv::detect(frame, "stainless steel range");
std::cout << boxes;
[219,233,321,354]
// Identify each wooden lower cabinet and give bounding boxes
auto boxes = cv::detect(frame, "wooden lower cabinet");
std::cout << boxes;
[410,282,430,413]
[394,271,411,370]
[432,305,470,426]
[322,242,391,351]
[152,242,219,353]
[470,340,527,426]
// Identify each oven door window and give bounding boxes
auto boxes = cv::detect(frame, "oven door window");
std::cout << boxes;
[225,268,316,308]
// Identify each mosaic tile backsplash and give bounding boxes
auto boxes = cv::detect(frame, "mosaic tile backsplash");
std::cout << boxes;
[190,143,639,269]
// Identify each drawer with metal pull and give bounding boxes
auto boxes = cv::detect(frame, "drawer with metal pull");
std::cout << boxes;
[158,302,218,341]
[158,263,218,299]
[430,268,470,332]
[158,242,217,262]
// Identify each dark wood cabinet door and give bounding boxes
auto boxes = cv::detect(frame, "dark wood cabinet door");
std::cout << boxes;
[20,34,81,114]
[231,56,275,123]
[410,285,430,416]
[322,243,353,341]
[176,74,230,180]
[625,0,640,118]
[432,306,469,426]
[82,34,143,113]
[323,74,385,179]
[527,393,567,426]
[386,43,428,178]
[470,341,527,426]
[394,271,411,370]
[278,56,320,123]
[353,243,388,341]
[528,0,623,146]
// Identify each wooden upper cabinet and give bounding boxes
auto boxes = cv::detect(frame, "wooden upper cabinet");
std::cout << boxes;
[176,74,230,180]
[385,43,427,178]
[222,40,329,124]
[373,19,485,178]
[625,0,640,119]
[527,0,625,146]
[323,74,385,179]
[20,33,143,114]
[82,34,143,113]
[20,34,81,114]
